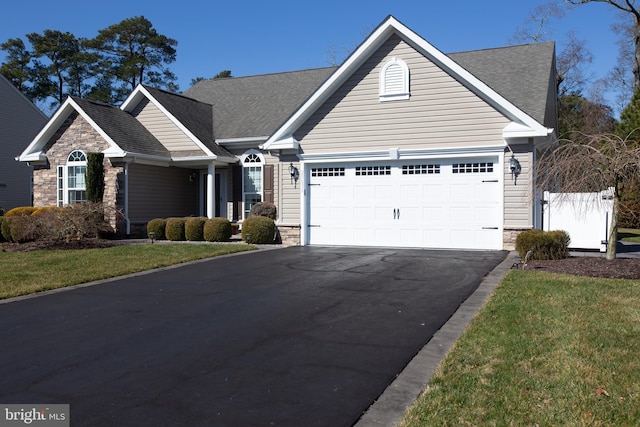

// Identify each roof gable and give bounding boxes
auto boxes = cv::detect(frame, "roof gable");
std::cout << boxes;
[263,16,554,150]
[18,97,170,163]
[121,86,235,159]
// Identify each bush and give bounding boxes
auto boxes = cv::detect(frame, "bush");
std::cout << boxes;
[515,229,570,260]
[165,217,186,241]
[204,217,232,242]
[0,216,10,242]
[4,206,37,217]
[146,218,166,240]
[185,217,207,241]
[1,206,38,242]
[241,215,276,244]
[249,202,277,220]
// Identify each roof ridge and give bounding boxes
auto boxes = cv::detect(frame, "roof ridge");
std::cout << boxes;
[199,66,338,83]
[448,40,555,56]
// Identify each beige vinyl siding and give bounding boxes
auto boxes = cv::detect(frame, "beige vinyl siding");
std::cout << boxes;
[278,154,301,224]
[503,145,534,228]
[132,98,203,153]
[295,34,510,153]
[128,163,197,221]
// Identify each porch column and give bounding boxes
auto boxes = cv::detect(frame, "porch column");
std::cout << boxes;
[207,162,216,218]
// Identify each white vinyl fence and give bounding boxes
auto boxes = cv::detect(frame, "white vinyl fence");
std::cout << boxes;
[542,188,614,251]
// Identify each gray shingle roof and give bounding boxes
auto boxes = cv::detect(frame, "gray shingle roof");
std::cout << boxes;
[142,86,234,158]
[72,97,170,157]
[183,67,338,140]
[449,41,556,126]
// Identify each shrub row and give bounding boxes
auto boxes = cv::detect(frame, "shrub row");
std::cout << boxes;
[146,214,277,244]
[1,203,114,243]
[147,217,233,242]
[515,229,570,260]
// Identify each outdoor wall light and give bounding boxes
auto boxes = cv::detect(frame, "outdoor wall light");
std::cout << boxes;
[189,172,197,182]
[289,162,299,185]
[510,154,521,184]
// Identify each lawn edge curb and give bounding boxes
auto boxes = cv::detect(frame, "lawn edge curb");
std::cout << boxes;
[354,250,517,427]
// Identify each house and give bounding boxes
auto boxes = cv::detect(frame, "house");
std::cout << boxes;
[18,16,557,249]
[0,74,48,212]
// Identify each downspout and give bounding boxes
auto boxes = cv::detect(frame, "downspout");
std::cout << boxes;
[124,162,130,235]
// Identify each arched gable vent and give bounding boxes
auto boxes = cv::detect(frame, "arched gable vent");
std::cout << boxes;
[379,57,410,101]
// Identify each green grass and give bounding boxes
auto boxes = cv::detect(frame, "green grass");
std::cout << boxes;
[400,270,640,427]
[619,228,640,243]
[0,243,256,300]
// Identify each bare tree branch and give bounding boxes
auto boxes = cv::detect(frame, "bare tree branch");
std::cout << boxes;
[537,132,640,258]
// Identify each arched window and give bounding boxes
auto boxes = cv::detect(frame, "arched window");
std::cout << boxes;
[379,57,410,101]
[241,150,264,219]
[57,150,87,206]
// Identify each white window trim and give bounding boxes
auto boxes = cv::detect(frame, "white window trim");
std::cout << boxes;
[57,150,87,206]
[379,57,410,102]
[241,149,265,219]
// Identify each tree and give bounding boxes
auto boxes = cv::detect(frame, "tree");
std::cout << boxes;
[0,38,32,96]
[190,70,232,87]
[558,91,616,136]
[87,16,177,102]
[86,152,105,203]
[537,132,640,259]
[568,0,640,104]
[616,86,640,138]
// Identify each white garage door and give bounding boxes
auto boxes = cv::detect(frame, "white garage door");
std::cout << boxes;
[307,158,502,250]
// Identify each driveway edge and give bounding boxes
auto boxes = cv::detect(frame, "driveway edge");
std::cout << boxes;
[354,251,517,427]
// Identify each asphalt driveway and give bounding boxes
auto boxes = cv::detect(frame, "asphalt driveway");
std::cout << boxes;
[0,246,507,426]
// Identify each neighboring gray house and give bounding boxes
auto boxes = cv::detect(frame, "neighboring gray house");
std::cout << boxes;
[0,74,47,212]
[18,16,557,249]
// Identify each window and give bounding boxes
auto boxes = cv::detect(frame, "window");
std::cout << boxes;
[311,167,345,177]
[242,151,264,219]
[355,166,391,176]
[57,150,87,206]
[379,57,410,101]
[452,162,494,174]
[402,164,440,174]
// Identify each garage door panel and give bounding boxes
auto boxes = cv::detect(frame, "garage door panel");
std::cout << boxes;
[308,158,502,249]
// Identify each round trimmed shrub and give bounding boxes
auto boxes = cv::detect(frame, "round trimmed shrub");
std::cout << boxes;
[204,217,232,242]
[165,217,186,241]
[241,215,276,244]
[147,218,166,240]
[0,217,6,242]
[185,217,207,241]
[249,202,277,220]
[4,206,37,217]
[515,229,570,260]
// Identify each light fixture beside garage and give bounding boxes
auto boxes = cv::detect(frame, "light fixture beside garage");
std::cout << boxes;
[509,154,521,184]
[289,162,299,186]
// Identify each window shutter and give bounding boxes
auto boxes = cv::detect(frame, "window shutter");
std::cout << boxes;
[232,165,243,221]
[263,164,274,204]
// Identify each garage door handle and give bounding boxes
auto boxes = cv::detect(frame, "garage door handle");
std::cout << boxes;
[393,209,396,219]
[393,209,400,220]
[482,227,499,229]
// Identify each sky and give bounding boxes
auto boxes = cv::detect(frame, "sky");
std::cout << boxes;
[0,0,626,110]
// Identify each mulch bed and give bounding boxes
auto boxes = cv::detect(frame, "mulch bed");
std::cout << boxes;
[525,257,640,280]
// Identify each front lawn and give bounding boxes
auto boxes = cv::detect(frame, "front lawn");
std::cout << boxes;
[0,243,256,300]
[619,227,640,243]
[400,270,640,426]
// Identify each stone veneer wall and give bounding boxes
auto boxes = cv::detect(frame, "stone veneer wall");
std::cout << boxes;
[503,227,533,251]
[278,225,300,246]
[33,112,125,233]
